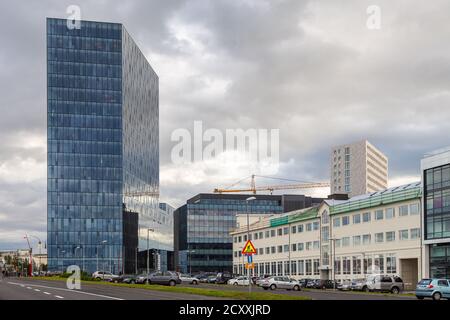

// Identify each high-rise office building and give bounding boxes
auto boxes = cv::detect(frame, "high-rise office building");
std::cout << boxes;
[47,18,159,274]
[174,194,323,274]
[330,140,388,197]
[421,147,450,279]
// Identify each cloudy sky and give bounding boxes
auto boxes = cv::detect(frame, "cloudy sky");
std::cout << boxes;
[1,0,450,250]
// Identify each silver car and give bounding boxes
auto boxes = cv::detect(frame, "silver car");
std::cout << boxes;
[260,276,301,291]
[362,275,404,294]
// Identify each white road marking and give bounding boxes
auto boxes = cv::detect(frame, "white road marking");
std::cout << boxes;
[26,287,32,290]
[8,281,124,300]
[54,295,64,299]
[43,292,51,295]
[34,289,41,292]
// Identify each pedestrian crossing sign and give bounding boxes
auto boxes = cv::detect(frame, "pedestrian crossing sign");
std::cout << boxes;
[242,240,257,255]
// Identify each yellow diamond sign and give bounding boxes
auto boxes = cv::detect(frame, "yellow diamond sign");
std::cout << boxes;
[241,240,257,255]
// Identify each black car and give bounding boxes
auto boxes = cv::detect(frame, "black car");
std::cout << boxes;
[313,279,337,289]
[114,274,137,284]
[216,272,234,284]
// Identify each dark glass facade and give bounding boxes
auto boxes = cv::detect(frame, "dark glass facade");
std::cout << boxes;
[47,18,158,274]
[174,194,323,273]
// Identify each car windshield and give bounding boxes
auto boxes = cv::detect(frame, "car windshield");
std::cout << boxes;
[418,279,432,285]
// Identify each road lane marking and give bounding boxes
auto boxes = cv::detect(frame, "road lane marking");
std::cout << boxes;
[26,287,32,290]
[43,292,51,295]
[34,289,41,292]
[55,295,64,299]
[7,282,124,300]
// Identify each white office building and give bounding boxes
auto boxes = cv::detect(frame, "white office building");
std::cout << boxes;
[231,182,422,290]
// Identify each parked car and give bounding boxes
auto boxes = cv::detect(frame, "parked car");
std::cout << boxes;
[260,276,301,291]
[306,279,320,288]
[350,279,367,291]
[311,279,336,289]
[298,279,311,288]
[415,278,450,300]
[216,272,234,284]
[114,274,137,284]
[137,271,181,286]
[179,274,199,285]
[337,279,353,291]
[92,271,119,282]
[362,275,404,294]
[206,275,217,284]
[228,276,250,286]
[255,276,271,286]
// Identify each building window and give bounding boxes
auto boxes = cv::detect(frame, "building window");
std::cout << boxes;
[271,246,276,254]
[271,230,275,237]
[375,210,384,220]
[386,255,397,274]
[375,233,384,243]
[342,216,350,226]
[342,237,350,247]
[298,243,304,251]
[277,245,283,253]
[284,245,289,252]
[313,259,320,275]
[265,247,270,254]
[333,217,340,227]
[306,242,312,251]
[410,203,420,215]
[313,221,319,231]
[353,235,361,246]
[238,236,242,242]
[271,262,276,275]
[362,234,371,245]
[386,231,395,242]
[363,212,371,223]
[265,262,270,275]
[292,243,297,251]
[259,232,263,239]
[244,235,247,242]
[343,257,351,275]
[306,223,312,232]
[283,227,289,235]
[291,261,297,275]
[374,255,384,273]
[353,256,362,274]
[298,224,304,233]
[410,228,420,239]
[353,214,361,224]
[322,210,329,224]
[385,208,395,219]
[291,226,297,234]
[399,205,409,217]
[321,226,329,242]
[277,228,282,236]
[277,261,283,276]
[234,237,237,243]
[399,230,409,240]
[298,260,305,275]
[313,241,320,250]
[284,261,290,275]
[334,258,341,274]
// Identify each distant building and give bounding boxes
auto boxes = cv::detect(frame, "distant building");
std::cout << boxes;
[330,140,388,197]
[174,193,324,274]
[421,147,450,279]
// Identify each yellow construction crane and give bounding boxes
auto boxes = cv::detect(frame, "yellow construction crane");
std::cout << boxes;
[213,175,330,195]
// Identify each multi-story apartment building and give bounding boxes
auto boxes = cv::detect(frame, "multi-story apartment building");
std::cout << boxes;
[47,18,159,274]
[421,147,450,279]
[174,193,323,274]
[231,182,422,289]
[331,140,388,197]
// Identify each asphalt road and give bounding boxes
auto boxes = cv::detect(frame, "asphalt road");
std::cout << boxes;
[0,277,416,300]
[0,277,225,300]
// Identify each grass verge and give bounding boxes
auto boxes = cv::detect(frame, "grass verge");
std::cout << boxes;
[28,276,310,300]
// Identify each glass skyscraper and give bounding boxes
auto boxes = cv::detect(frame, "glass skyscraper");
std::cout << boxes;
[47,18,159,274]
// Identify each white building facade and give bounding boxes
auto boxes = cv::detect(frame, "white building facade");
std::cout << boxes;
[231,183,422,290]
[331,140,388,197]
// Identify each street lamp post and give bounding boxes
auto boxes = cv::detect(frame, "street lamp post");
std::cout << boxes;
[246,196,256,296]
[188,249,196,275]
[329,238,336,290]
[75,246,84,272]
[97,240,107,277]
[147,228,154,276]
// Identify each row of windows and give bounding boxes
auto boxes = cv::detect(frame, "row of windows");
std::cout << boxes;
[48,218,122,233]
[48,154,122,168]
[48,205,123,219]
[48,48,122,66]
[49,74,122,91]
[188,204,283,212]
[49,114,121,129]
[332,203,420,227]
[48,179,122,193]
[49,128,122,143]
[48,141,122,155]
[48,192,122,206]
[48,101,122,117]
[48,61,122,78]
[48,87,122,103]
[233,221,320,243]
[48,35,122,52]
[48,166,122,180]
[234,254,397,277]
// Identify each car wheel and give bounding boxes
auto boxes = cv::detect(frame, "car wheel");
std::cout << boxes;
[391,287,400,294]
[192,280,198,285]
[432,292,442,301]
[293,285,300,291]
[363,286,369,292]
[270,284,276,290]
[416,296,424,300]
[169,280,176,287]
[233,282,238,286]
[130,280,135,284]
